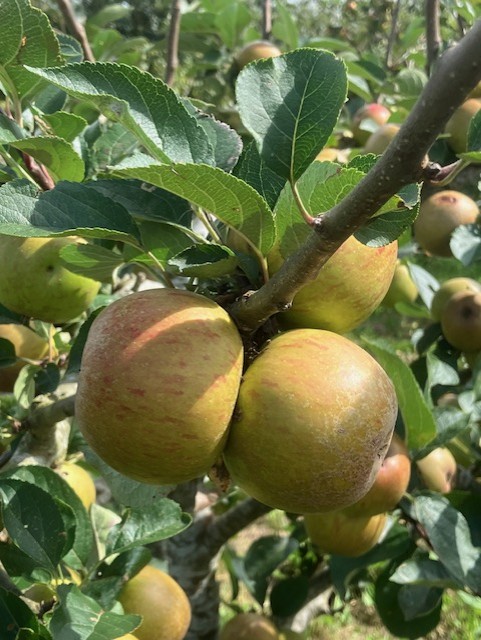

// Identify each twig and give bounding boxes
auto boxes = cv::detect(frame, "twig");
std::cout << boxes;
[262,0,272,41]
[230,18,481,332]
[165,0,181,87]
[56,0,95,62]
[385,0,402,69]
[206,497,272,554]
[426,0,441,75]
[21,153,55,191]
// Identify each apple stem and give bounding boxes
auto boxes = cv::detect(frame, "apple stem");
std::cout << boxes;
[291,181,316,226]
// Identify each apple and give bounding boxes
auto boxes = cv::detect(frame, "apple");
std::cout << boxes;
[55,461,96,510]
[416,447,457,493]
[0,236,100,324]
[413,190,479,257]
[76,289,243,485]
[440,290,481,352]
[118,565,191,640]
[268,237,398,334]
[344,434,411,516]
[364,123,400,154]
[430,277,481,321]
[0,323,55,392]
[220,613,279,640]
[116,636,137,640]
[351,103,391,145]
[315,148,339,162]
[223,329,397,514]
[444,98,481,153]
[382,261,418,308]
[304,510,387,557]
[236,40,282,70]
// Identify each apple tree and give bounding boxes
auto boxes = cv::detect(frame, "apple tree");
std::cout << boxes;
[0,1,480,639]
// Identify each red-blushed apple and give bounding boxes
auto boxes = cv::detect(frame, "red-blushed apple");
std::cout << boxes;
[352,103,391,145]
[416,447,457,493]
[223,329,398,514]
[118,565,191,640]
[268,237,398,334]
[0,236,100,323]
[414,190,479,257]
[304,509,387,557]
[76,289,243,484]
[344,433,411,516]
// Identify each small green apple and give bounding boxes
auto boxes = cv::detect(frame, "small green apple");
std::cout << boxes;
[445,99,481,153]
[382,261,418,308]
[441,290,481,352]
[416,447,457,493]
[431,277,481,321]
[235,41,282,70]
[0,236,100,323]
[351,103,391,145]
[364,123,400,154]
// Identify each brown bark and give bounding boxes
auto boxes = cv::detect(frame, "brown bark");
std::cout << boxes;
[56,0,95,62]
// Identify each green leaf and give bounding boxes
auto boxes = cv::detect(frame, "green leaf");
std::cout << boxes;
[272,2,298,49]
[26,62,215,165]
[88,123,138,176]
[59,243,122,282]
[408,263,439,310]
[236,48,347,181]
[6,466,94,568]
[214,2,251,48]
[467,109,481,152]
[375,566,442,639]
[39,111,87,142]
[414,494,481,593]
[48,584,141,640]
[66,308,103,375]
[397,585,443,623]
[243,535,298,605]
[113,156,276,255]
[0,112,26,144]
[361,336,437,450]
[0,337,17,368]
[0,588,39,640]
[87,3,132,27]
[390,556,460,589]
[135,221,196,265]
[269,575,308,617]
[354,206,419,247]
[169,244,238,277]
[182,100,242,172]
[450,224,481,266]
[0,479,70,573]
[0,0,63,101]
[232,141,286,210]
[105,499,191,557]
[10,137,85,182]
[0,179,141,243]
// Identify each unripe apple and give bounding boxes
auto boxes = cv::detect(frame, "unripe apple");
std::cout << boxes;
[344,434,411,516]
[118,565,191,640]
[0,323,55,392]
[223,329,397,513]
[220,613,279,640]
[364,123,400,154]
[441,290,481,352]
[76,289,243,484]
[351,103,391,145]
[304,510,387,557]
[445,99,481,153]
[235,40,282,70]
[55,461,96,510]
[315,148,339,162]
[413,190,479,257]
[416,447,457,493]
[0,236,100,323]
[430,277,481,321]
[268,237,398,334]
[382,261,418,308]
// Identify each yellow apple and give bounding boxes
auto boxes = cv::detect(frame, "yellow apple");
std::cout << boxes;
[382,261,418,308]
[55,461,96,510]
[430,277,481,321]
[364,123,400,154]
[441,290,481,352]
[236,41,282,69]
[118,565,191,640]
[416,447,457,493]
[220,613,279,640]
[445,99,481,153]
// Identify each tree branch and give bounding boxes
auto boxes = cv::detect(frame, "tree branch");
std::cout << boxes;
[56,0,95,62]
[262,0,272,41]
[230,18,481,332]
[426,0,441,74]
[385,0,401,69]
[165,0,181,87]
